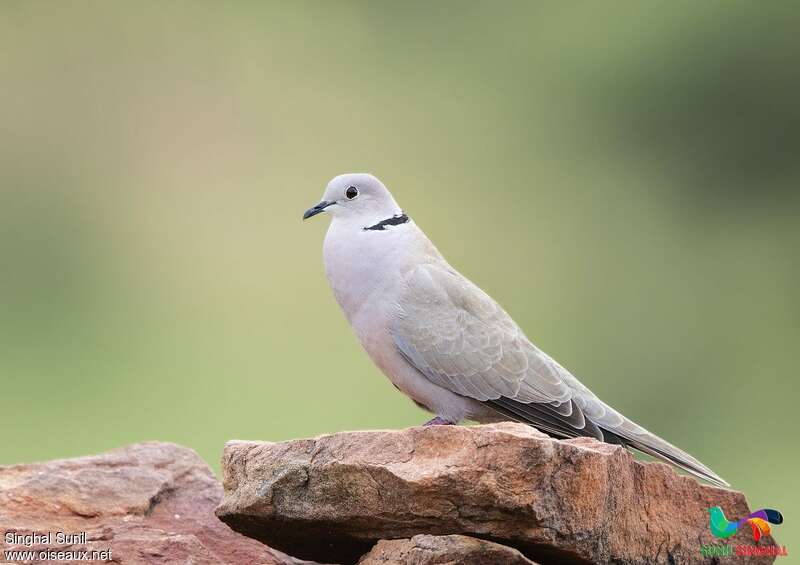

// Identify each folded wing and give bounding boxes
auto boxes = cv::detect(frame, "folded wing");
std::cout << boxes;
[390,263,728,487]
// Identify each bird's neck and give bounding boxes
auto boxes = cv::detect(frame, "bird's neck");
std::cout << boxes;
[362,212,410,231]
[322,217,434,324]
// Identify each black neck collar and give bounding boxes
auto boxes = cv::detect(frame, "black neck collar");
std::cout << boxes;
[363,212,410,231]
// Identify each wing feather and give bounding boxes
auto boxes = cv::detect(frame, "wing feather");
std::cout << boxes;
[390,262,728,487]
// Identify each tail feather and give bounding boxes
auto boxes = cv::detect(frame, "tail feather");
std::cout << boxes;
[620,432,729,487]
[485,396,729,486]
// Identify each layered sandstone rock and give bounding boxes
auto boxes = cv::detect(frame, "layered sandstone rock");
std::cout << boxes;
[217,423,777,565]
[0,442,300,564]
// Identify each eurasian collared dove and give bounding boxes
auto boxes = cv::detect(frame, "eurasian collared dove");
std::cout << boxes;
[303,173,728,487]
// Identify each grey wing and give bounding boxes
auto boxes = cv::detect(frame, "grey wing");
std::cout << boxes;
[390,263,728,487]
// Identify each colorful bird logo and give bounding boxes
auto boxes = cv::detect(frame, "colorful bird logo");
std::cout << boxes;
[709,506,783,542]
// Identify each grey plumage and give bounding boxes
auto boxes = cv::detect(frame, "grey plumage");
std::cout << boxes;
[304,173,729,488]
[390,262,726,486]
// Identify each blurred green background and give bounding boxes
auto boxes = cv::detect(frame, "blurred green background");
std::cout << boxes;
[1,0,798,551]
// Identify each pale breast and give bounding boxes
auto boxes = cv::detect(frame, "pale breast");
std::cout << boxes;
[321,219,494,422]
[323,220,425,328]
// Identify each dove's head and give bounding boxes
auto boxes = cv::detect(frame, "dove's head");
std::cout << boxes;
[303,173,402,226]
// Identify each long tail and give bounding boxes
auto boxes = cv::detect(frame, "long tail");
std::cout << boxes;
[621,429,729,487]
[484,390,729,486]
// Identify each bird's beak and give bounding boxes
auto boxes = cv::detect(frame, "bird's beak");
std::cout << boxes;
[303,200,334,220]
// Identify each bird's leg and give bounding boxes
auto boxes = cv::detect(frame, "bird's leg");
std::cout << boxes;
[423,416,454,426]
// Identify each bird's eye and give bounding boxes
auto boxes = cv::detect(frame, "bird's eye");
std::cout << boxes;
[345,186,359,200]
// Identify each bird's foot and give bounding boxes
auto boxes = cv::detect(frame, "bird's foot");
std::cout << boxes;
[423,416,454,426]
